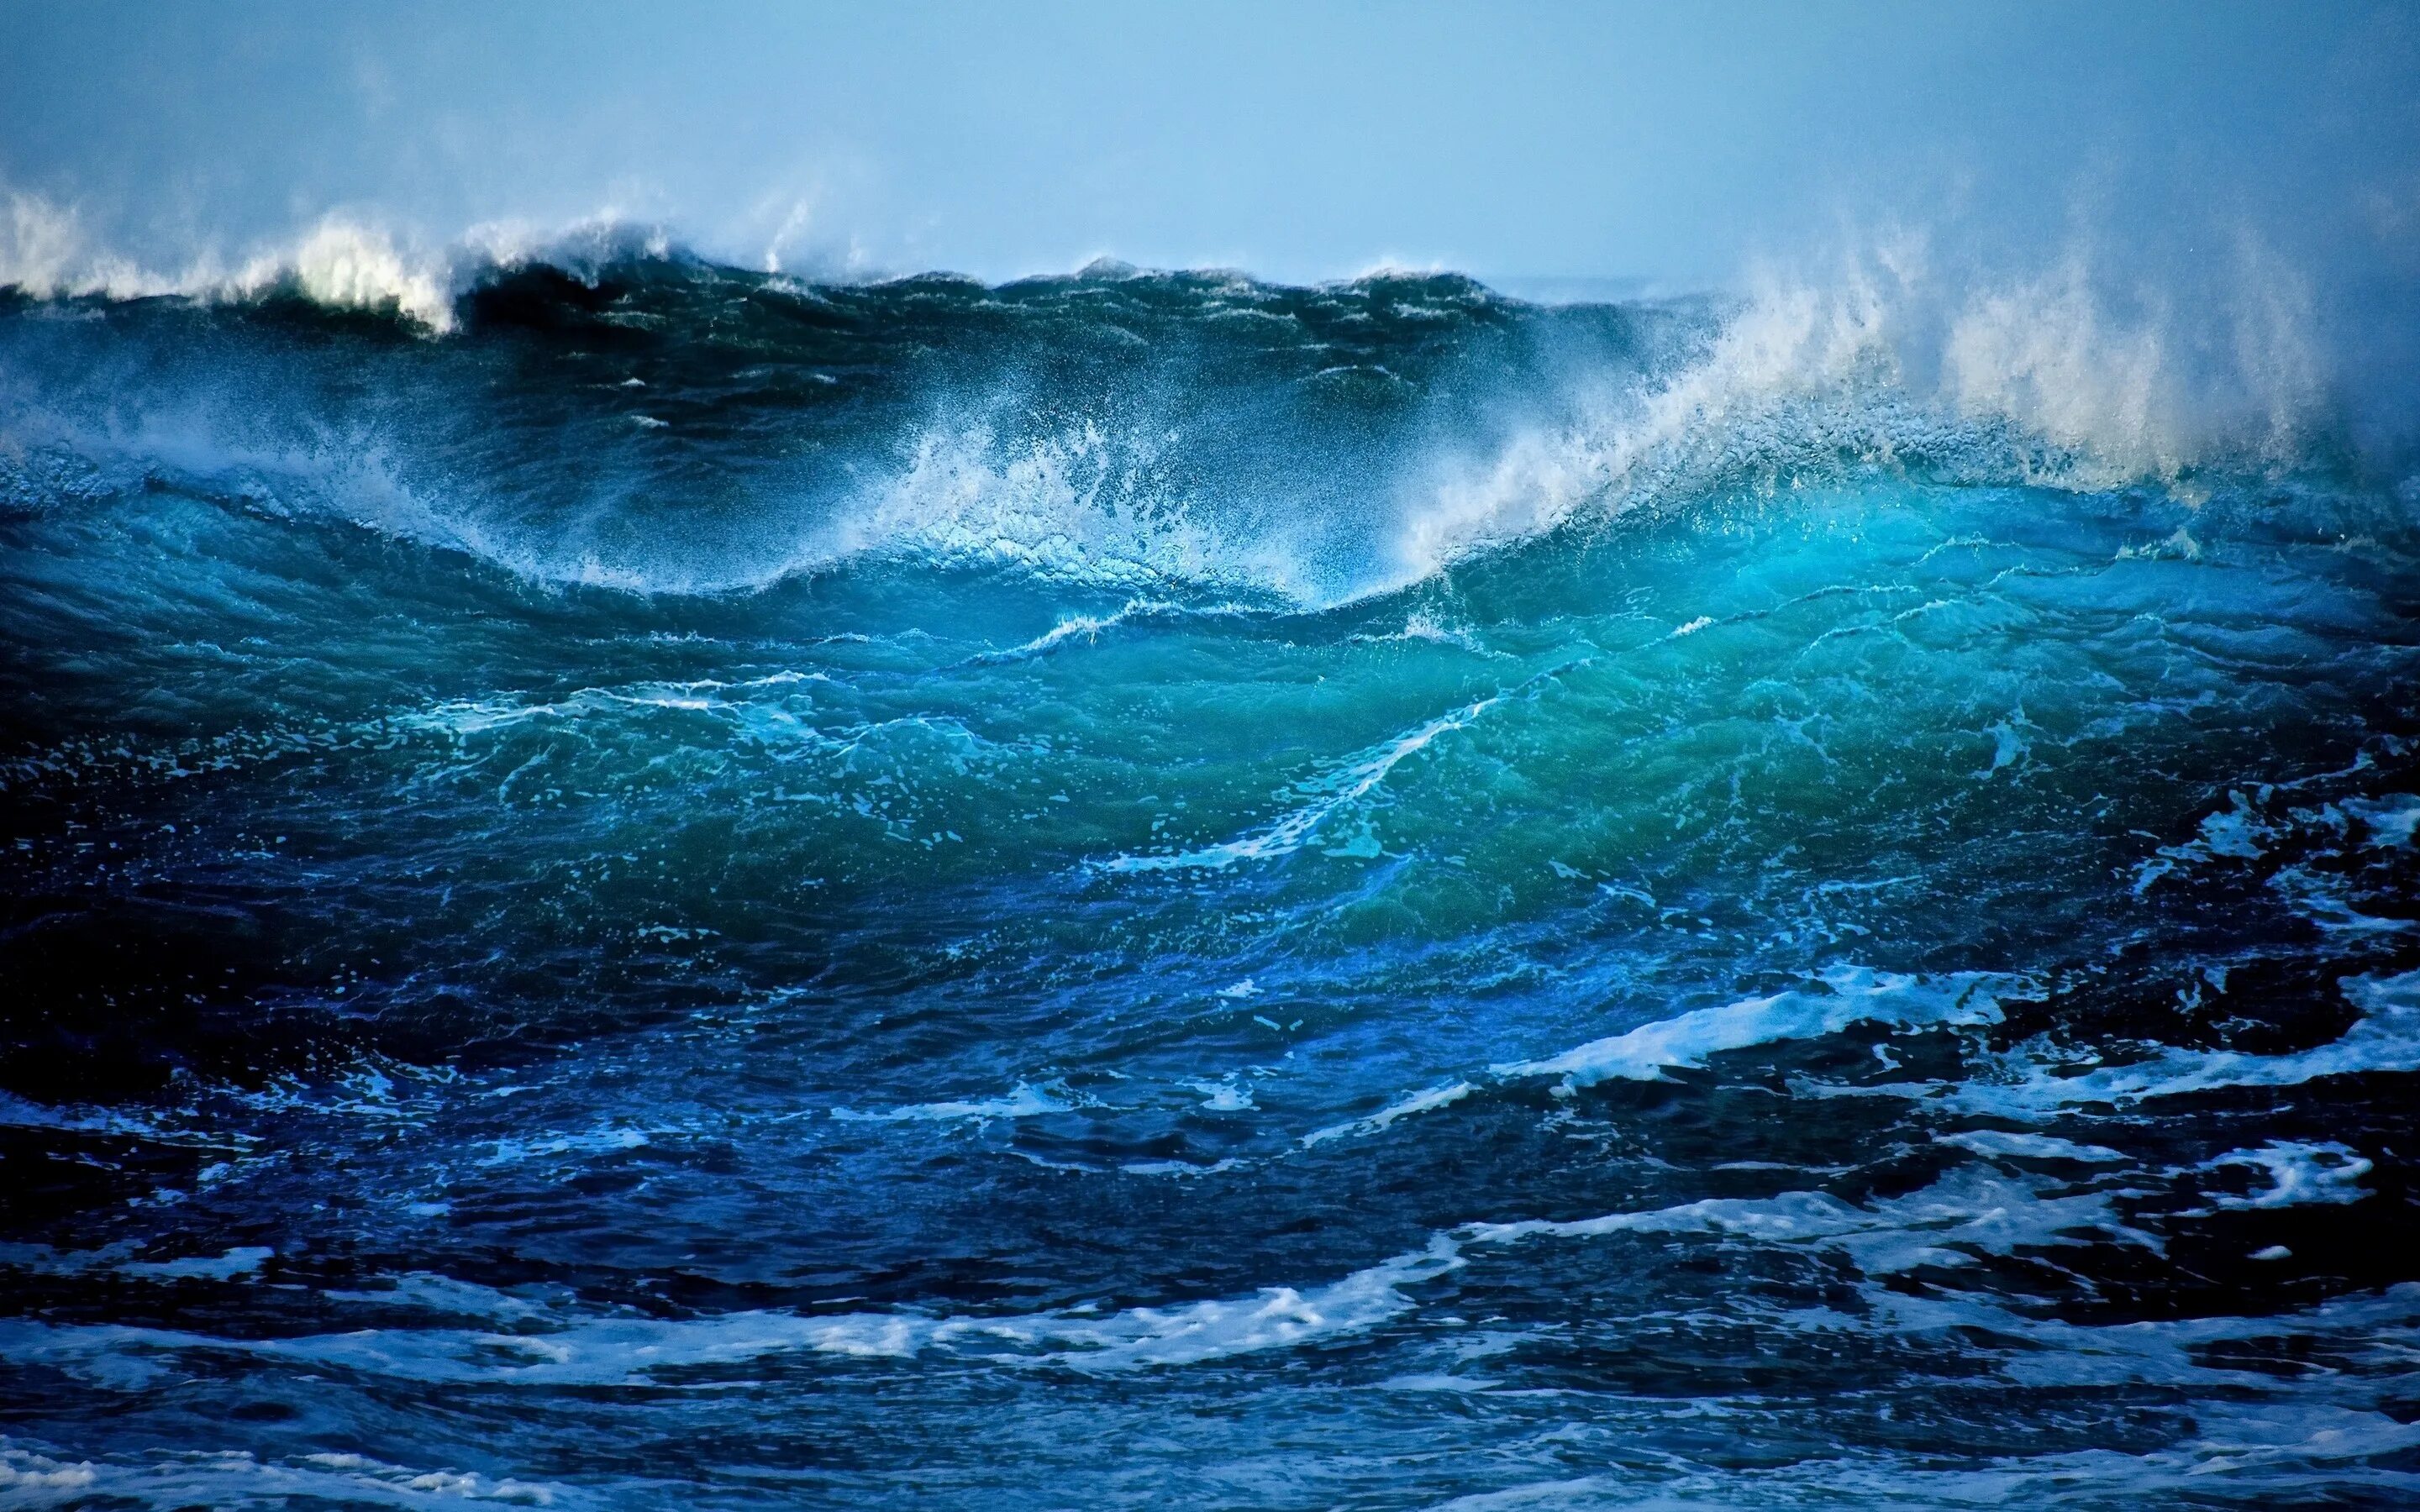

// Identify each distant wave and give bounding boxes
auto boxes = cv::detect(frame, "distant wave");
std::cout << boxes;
[1,192,707,333]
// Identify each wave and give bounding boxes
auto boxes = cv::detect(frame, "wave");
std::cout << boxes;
[0,195,2405,622]
[1392,234,2349,586]
[1491,966,2018,1089]
[0,1446,568,1511]
[2,193,460,329]
[0,191,724,336]
[1,1142,2398,1394]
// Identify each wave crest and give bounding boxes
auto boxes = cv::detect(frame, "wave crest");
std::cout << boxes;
[0,207,2377,612]
[1,192,455,330]
[1393,231,2343,584]
[0,192,713,334]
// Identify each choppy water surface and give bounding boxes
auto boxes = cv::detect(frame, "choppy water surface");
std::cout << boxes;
[3,257,2417,1509]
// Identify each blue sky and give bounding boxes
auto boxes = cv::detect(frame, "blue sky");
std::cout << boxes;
[3,1,2417,286]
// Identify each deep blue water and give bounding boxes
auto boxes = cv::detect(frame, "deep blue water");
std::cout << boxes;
[3,257,2418,1509]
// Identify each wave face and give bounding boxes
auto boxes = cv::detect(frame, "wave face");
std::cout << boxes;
[3,254,2420,1509]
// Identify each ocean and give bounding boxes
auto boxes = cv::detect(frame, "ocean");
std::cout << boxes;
[2,246,2417,1508]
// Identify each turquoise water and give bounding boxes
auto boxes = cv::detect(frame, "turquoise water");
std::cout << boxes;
[2,260,2417,1507]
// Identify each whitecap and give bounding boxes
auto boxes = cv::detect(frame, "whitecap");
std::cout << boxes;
[1493,967,2016,1089]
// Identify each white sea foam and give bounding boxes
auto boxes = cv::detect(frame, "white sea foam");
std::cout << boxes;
[1493,966,2017,1089]
[1100,690,1502,873]
[0,1243,276,1284]
[0,192,177,302]
[0,1444,566,1509]
[967,597,1245,664]
[322,1273,553,1320]
[1302,1081,1476,1147]
[828,1083,1073,1123]
[821,421,1272,595]
[0,1236,1464,1387]
[118,1247,274,1281]
[1465,1165,2160,1276]
[1946,968,2420,1115]
[2201,1140,2373,1210]
[242,219,455,330]
[398,680,829,743]
[1183,1075,1257,1112]
[0,193,456,329]
[1006,612,1121,654]
[1937,1130,2128,1164]
[2345,793,2420,848]
[0,193,705,338]
[476,1127,650,1168]
[0,1143,2401,1408]
[1439,1397,2420,1508]
[1387,229,2336,588]
[0,1450,97,1500]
